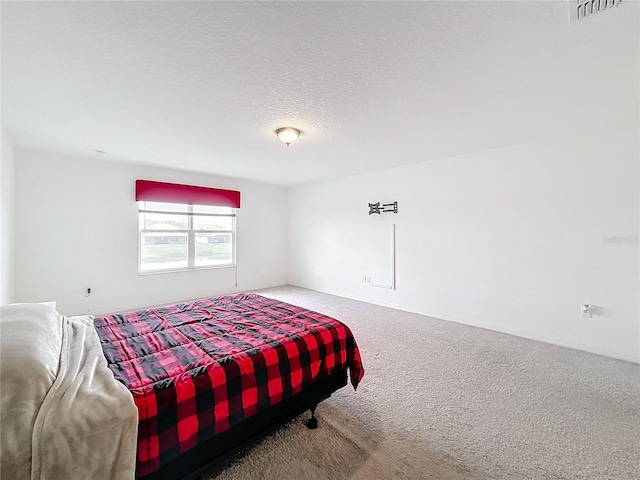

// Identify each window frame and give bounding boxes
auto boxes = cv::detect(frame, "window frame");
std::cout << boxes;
[137,202,236,274]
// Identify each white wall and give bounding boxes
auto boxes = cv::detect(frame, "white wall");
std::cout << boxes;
[0,129,16,305]
[289,123,640,363]
[15,149,288,315]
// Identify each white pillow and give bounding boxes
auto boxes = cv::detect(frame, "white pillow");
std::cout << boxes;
[38,301,57,310]
[0,302,63,384]
[0,300,57,311]
[1,304,65,478]
[0,303,64,480]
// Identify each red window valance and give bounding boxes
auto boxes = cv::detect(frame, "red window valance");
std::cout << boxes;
[135,180,241,208]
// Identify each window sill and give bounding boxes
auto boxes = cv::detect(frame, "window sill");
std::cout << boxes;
[138,264,236,276]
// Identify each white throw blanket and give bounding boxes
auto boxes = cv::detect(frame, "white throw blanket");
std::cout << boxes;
[1,304,138,480]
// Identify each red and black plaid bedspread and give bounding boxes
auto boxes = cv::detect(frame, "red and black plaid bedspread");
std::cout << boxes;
[93,293,364,476]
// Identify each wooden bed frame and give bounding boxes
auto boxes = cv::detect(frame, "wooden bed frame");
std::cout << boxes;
[138,369,348,480]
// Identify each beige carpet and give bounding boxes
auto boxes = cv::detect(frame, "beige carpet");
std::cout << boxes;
[207,286,640,480]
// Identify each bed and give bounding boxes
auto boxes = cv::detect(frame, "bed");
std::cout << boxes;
[0,293,364,480]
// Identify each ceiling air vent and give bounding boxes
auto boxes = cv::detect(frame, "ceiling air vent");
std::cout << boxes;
[571,0,623,22]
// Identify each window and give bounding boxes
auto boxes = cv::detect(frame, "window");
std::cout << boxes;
[138,201,235,273]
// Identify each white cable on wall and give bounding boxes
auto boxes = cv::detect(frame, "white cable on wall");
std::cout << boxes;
[372,223,396,290]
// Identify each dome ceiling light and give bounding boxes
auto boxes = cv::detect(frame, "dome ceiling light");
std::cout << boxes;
[275,127,300,147]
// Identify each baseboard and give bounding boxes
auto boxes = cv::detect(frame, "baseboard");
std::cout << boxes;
[289,283,640,365]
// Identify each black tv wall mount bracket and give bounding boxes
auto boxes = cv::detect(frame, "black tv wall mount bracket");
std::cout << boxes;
[368,201,398,215]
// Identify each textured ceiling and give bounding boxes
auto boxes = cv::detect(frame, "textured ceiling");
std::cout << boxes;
[1,1,638,186]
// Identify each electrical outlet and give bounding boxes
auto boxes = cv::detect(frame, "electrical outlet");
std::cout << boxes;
[366,276,371,283]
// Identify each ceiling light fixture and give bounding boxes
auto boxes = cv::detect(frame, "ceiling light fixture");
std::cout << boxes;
[275,127,300,147]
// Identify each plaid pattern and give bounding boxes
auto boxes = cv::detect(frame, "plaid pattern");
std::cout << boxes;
[93,293,364,477]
